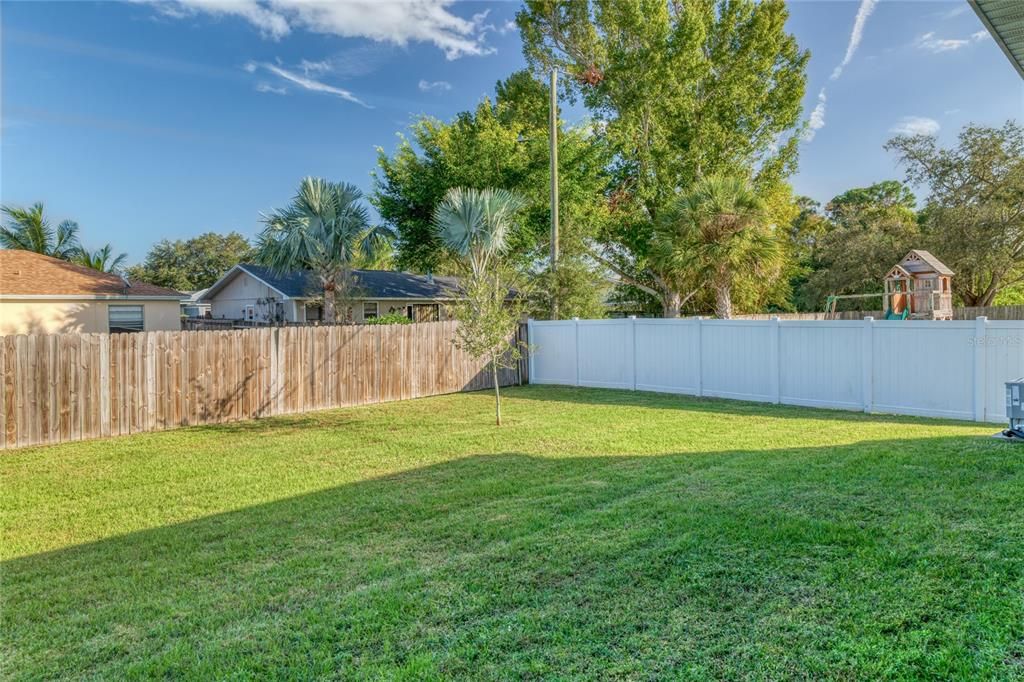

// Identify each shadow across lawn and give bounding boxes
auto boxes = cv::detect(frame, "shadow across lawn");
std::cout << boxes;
[512,384,984,427]
[3,437,1022,680]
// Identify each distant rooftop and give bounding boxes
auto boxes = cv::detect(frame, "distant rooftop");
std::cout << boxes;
[205,264,463,301]
[0,250,181,298]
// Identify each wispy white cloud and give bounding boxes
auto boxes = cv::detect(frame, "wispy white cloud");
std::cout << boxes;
[418,79,452,92]
[142,0,495,59]
[830,0,878,80]
[247,61,371,107]
[256,82,286,95]
[890,116,940,136]
[915,29,991,53]
[805,0,877,144]
[915,31,968,52]
[937,4,968,20]
[802,89,827,142]
[299,59,330,76]
[144,0,290,39]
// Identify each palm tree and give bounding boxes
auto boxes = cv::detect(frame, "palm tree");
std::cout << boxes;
[433,187,526,426]
[74,244,128,273]
[652,175,781,319]
[431,187,526,278]
[256,178,394,324]
[0,203,81,258]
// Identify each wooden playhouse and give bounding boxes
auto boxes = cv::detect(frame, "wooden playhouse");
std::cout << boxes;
[883,250,954,320]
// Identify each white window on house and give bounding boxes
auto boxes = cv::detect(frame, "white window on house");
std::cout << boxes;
[108,305,144,333]
[363,302,379,319]
[243,305,256,321]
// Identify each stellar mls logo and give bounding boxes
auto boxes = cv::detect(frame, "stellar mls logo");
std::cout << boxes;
[968,336,1022,347]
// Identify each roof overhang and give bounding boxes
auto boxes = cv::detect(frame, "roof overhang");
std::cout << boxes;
[199,264,296,302]
[970,0,1024,79]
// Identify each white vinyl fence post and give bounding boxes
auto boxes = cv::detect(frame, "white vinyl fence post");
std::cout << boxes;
[696,316,704,398]
[527,318,535,385]
[862,317,874,413]
[770,316,781,404]
[573,317,581,387]
[629,316,637,391]
[973,316,988,422]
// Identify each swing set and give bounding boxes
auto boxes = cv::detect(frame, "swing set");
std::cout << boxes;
[824,250,955,321]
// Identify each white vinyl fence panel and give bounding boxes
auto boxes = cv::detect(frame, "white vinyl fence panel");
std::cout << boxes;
[528,317,1024,424]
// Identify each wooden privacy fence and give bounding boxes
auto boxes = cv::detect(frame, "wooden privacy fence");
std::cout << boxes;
[0,321,526,450]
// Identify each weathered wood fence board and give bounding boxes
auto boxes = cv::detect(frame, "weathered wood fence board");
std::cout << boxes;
[1,321,527,450]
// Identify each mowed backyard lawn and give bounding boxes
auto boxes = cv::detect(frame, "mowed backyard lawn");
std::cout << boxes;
[3,386,1023,679]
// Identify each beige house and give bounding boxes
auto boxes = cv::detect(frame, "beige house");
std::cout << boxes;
[200,264,463,324]
[0,250,182,335]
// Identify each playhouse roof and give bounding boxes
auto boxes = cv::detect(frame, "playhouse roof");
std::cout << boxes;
[897,250,954,276]
[885,264,912,280]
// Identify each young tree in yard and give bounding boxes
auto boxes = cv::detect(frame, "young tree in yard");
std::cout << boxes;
[0,203,81,258]
[886,121,1024,306]
[74,244,128,273]
[257,178,394,324]
[127,231,254,291]
[517,0,807,316]
[652,175,779,319]
[433,187,528,426]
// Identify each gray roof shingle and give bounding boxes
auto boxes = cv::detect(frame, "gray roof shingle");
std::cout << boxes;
[233,264,463,300]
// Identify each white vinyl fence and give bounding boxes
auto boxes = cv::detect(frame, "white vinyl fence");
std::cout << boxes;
[527,317,1024,423]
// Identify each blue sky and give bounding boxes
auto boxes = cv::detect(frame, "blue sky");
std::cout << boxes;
[2,1,1021,263]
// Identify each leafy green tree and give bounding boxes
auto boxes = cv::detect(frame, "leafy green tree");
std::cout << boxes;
[0,203,81,258]
[74,244,128,273]
[531,256,610,319]
[995,284,1024,306]
[785,197,831,311]
[256,178,394,324]
[651,175,779,319]
[127,231,255,291]
[517,0,808,315]
[802,181,919,309]
[373,70,611,317]
[433,188,528,426]
[886,121,1024,306]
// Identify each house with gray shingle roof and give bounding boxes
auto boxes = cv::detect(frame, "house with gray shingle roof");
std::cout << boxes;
[199,264,464,324]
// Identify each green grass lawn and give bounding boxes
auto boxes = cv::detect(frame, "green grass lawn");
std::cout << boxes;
[3,386,1023,679]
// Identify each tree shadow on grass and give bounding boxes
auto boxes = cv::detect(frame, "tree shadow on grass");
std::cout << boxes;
[3,437,1022,680]
[509,384,986,428]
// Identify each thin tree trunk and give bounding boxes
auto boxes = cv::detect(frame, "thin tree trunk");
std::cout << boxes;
[714,274,732,319]
[662,290,682,318]
[322,277,337,324]
[979,275,1001,307]
[491,356,501,426]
